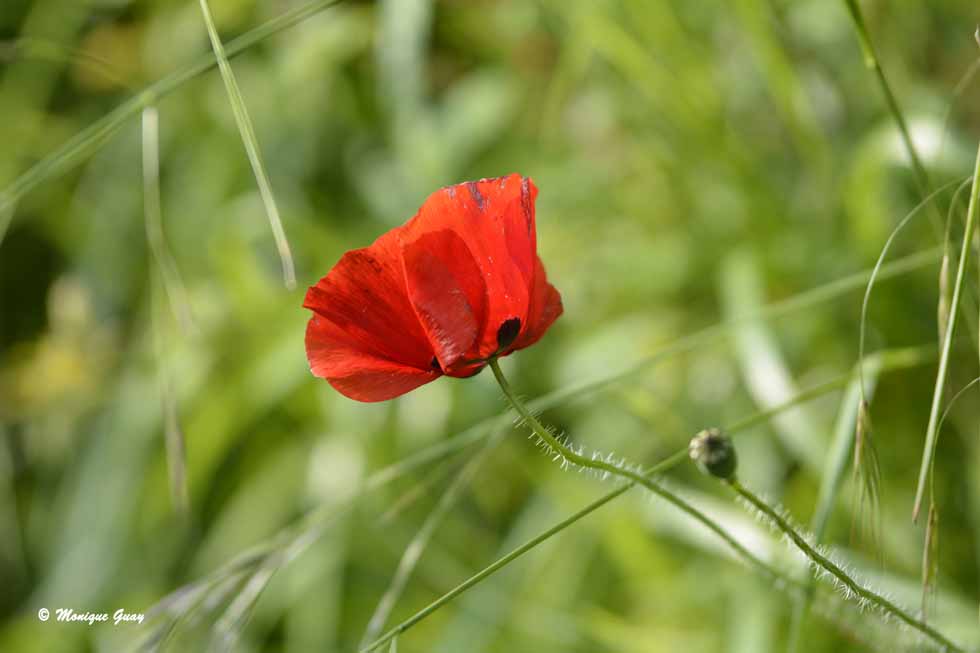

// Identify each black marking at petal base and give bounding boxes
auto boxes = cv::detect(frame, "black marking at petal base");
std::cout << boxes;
[496,318,521,350]
[466,181,486,211]
[431,356,442,372]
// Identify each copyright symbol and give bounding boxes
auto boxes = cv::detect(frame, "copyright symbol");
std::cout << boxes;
[38,608,49,622]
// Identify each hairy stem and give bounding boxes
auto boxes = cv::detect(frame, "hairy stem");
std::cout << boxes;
[487,359,779,576]
[362,359,790,653]
[729,479,964,652]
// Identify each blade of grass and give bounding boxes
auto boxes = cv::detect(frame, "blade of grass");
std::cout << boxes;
[142,340,935,652]
[128,254,946,648]
[923,375,980,619]
[938,181,974,347]
[0,0,346,246]
[358,432,503,649]
[143,107,191,514]
[938,55,980,170]
[142,107,194,334]
[357,482,632,653]
[0,37,129,88]
[913,142,980,521]
[858,178,968,404]
[359,451,791,653]
[787,356,883,653]
[721,249,825,470]
[842,1,980,352]
[492,360,966,652]
[196,0,295,289]
[841,0,934,224]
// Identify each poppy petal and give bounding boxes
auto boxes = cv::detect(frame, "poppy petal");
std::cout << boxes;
[514,255,563,350]
[306,314,438,401]
[401,229,488,369]
[303,229,433,371]
[402,174,536,359]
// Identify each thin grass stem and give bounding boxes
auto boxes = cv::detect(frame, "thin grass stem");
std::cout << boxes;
[360,354,944,653]
[141,107,194,334]
[841,0,935,226]
[143,107,190,514]
[858,178,968,403]
[0,0,346,245]
[358,432,504,648]
[196,0,295,289]
[358,419,785,653]
[787,358,882,653]
[913,142,980,521]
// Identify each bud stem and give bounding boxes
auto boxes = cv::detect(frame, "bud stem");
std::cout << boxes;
[728,479,963,652]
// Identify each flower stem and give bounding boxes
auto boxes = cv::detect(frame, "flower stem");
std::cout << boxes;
[491,358,964,652]
[728,479,964,652]
[487,358,777,578]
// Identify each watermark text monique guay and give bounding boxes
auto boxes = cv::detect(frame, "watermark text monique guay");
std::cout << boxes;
[37,607,145,626]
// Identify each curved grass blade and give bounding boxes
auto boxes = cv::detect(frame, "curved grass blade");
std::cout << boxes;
[0,37,129,88]
[358,474,789,653]
[842,1,980,351]
[841,0,936,229]
[0,0,346,246]
[858,178,968,404]
[922,376,980,621]
[913,144,980,521]
[938,182,973,348]
[196,0,295,289]
[142,107,194,334]
[129,252,943,649]
[937,55,980,172]
[359,432,503,648]
[787,356,883,653]
[143,107,191,513]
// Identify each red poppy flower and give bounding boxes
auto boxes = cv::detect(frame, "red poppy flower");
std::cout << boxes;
[304,174,563,402]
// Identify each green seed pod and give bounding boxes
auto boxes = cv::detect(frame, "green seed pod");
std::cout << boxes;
[689,428,737,480]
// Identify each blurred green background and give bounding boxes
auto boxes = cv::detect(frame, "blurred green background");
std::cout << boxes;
[1,0,979,651]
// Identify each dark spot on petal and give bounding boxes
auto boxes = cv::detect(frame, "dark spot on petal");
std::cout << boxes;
[467,181,485,211]
[431,356,442,372]
[496,317,521,350]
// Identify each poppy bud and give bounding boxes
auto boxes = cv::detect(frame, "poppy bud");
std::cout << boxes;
[689,428,737,480]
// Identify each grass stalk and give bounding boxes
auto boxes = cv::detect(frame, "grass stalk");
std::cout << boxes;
[358,433,503,649]
[358,483,635,653]
[913,141,980,521]
[0,0,346,245]
[360,352,937,653]
[858,178,968,402]
[141,107,194,334]
[358,387,787,653]
[841,0,933,216]
[142,107,190,514]
[787,358,882,652]
[196,0,295,289]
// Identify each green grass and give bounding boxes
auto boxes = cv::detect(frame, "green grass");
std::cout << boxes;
[1,2,979,652]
